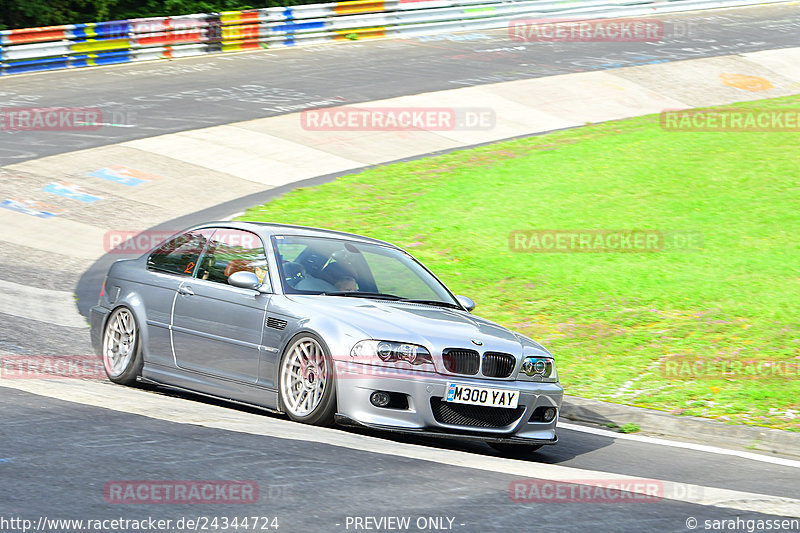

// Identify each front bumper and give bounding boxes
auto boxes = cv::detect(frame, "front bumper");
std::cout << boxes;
[334,361,562,444]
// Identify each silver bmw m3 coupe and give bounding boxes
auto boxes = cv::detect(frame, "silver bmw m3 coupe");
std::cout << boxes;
[90,221,563,452]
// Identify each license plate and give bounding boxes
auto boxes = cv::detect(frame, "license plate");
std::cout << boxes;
[445,383,519,409]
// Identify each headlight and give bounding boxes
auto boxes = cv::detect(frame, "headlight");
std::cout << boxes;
[351,340,433,367]
[519,356,558,382]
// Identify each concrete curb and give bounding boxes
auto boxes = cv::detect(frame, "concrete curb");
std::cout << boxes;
[561,394,800,457]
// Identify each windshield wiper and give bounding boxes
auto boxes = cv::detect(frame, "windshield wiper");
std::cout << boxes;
[397,298,461,309]
[321,291,403,301]
[321,292,460,309]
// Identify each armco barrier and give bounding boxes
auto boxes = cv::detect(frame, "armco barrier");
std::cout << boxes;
[0,0,792,76]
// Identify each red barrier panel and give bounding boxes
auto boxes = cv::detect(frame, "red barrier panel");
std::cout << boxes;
[4,25,69,44]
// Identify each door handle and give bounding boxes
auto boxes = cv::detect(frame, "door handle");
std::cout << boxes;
[179,286,194,296]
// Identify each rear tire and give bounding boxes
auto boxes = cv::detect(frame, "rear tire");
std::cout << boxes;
[278,333,336,426]
[102,307,143,385]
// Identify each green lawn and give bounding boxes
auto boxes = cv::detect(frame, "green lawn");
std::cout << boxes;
[241,95,800,431]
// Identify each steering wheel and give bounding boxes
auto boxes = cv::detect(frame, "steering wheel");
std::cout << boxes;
[283,261,306,287]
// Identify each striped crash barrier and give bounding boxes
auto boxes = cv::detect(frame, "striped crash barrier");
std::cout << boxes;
[130,15,209,58]
[0,25,71,74]
[69,21,132,68]
[220,11,266,51]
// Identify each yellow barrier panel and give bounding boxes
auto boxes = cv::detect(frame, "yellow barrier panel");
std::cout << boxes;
[220,11,261,24]
[221,24,261,40]
[221,40,263,52]
[334,0,385,15]
[71,39,130,53]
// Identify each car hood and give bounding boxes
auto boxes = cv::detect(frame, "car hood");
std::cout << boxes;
[285,295,550,357]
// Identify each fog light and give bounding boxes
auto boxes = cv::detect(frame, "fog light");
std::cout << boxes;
[531,406,558,423]
[370,391,391,408]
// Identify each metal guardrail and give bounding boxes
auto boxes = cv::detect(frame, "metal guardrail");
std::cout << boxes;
[0,0,792,76]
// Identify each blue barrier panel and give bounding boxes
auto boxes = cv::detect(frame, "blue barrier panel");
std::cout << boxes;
[95,49,131,65]
[2,55,70,74]
[272,21,327,33]
[71,21,131,41]
[70,49,131,67]
[96,20,131,39]
[71,24,95,40]
[283,7,295,20]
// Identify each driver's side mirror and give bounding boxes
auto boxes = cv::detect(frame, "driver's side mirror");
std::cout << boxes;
[228,271,263,291]
[456,295,476,312]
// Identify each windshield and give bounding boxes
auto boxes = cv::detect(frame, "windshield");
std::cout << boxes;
[273,235,459,306]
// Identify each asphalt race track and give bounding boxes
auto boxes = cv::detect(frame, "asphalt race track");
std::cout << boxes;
[1,3,800,532]
[3,384,799,532]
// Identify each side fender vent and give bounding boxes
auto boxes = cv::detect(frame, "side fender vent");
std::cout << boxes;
[266,317,287,330]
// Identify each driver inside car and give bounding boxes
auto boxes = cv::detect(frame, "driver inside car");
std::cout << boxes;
[282,260,337,291]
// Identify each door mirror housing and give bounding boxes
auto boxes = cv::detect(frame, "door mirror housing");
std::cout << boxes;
[456,295,476,312]
[228,271,262,291]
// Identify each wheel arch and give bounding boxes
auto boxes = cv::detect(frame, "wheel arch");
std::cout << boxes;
[104,290,151,364]
[272,317,366,388]
[276,329,339,425]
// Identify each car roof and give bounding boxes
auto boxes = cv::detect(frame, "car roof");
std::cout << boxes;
[192,221,399,248]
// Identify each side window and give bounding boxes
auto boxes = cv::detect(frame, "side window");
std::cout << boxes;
[147,230,212,276]
[197,229,271,290]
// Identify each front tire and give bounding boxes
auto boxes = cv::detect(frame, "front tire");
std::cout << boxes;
[278,334,336,426]
[102,307,143,385]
